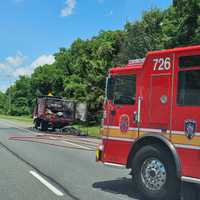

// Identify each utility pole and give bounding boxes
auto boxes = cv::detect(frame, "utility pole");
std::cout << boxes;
[8,84,11,114]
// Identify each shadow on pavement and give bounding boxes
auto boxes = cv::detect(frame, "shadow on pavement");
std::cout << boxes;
[181,182,199,200]
[93,178,200,200]
[92,177,142,200]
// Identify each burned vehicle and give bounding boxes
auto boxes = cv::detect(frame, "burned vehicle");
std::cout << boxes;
[33,96,76,131]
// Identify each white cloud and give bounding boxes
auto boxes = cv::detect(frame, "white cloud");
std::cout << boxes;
[0,53,55,91]
[14,67,31,77]
[30,54,55,70]
[0,52,21,91]
[61,0,76,17]
[0,52,55,77]
[5,51,26,67]
[0,63,6,70]
[14,54,55,77]
[0,52,26,74]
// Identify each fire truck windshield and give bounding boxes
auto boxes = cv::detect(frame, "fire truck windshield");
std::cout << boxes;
[106,75,136,105]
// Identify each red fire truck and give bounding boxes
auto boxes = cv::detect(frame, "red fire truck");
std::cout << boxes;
[96,45,200,200]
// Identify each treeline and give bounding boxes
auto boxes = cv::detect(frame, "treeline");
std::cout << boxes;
[0,0,200,120]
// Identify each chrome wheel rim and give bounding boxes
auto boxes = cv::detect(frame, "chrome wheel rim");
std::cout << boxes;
[141,158,167,191]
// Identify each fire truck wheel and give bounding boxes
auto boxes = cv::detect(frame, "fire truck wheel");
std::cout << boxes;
[132,144,180,200]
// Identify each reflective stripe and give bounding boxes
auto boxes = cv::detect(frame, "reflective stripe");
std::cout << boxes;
[103,126,200,136]
[103,125,119,129]
[174,144,200,150]
[129,127,138,131]
[102,136,200,150]
[171,130,184,135]
[102,126,200,149]
[103,126,163,132]
[172,130,200,136]
[140,128,162,133]
[103,125,138,131]
[102,136,135,142]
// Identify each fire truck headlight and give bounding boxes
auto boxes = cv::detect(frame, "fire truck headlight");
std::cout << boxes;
[98,144,104,151]
[96,144,104,162]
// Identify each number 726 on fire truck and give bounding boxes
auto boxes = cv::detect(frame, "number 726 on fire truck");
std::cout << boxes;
[96,45,200,200]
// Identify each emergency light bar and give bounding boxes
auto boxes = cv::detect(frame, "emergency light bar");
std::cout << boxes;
[128,58,145,65]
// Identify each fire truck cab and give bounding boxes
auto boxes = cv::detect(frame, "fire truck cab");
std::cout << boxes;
[96,45,200,200]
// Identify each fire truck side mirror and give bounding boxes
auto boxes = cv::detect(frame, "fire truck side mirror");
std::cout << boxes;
[106,76,114,100]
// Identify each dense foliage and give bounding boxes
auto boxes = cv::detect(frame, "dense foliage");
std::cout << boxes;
[1,0,200,121]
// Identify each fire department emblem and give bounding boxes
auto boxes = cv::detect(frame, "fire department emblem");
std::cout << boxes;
[184,120,196,139]
[120,114,129,133]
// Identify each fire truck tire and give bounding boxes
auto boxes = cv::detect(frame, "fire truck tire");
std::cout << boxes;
[131,144,180,200]
[39,121,48,131]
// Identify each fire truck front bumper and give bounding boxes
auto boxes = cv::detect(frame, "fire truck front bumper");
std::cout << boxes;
[96,144,104,162]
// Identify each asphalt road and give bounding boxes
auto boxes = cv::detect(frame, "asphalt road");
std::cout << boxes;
[0,119,198,200]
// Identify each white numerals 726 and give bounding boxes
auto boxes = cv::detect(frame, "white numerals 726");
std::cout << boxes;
[153,57,171,71]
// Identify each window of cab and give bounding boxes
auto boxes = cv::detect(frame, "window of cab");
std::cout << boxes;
[106,75,136,105]
[177,55,200,106]
[179,55,200,68]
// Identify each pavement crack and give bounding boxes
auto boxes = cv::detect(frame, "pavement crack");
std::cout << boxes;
[0,141,80,200]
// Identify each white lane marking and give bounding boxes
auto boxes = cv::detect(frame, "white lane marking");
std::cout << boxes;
[30,171,64,196]
[62,141,92,150]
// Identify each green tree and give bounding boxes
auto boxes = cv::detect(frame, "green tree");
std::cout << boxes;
[0,92,7,114]
[55,31,124,114]
[6,76,32,116]
[31,64,64,97]
[116,8,164,64]
[163,0,200,47]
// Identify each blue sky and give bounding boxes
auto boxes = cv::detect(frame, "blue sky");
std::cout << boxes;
[0,0,172,91]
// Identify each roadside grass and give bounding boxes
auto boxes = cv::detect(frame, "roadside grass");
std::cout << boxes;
[0,114,101,138]
[0,114,32,124]
[73,124,101,138]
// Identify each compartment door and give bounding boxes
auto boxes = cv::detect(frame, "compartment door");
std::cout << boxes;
[149,74,172,129]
